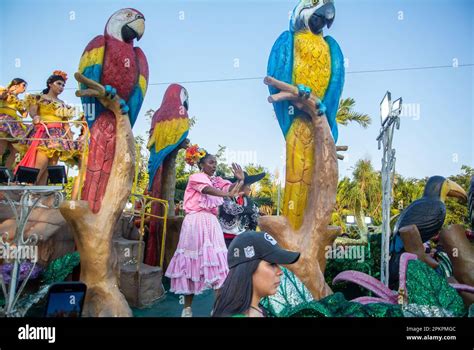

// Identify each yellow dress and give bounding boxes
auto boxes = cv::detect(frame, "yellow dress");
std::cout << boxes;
[0,87,28,142]
[22,94,79,164]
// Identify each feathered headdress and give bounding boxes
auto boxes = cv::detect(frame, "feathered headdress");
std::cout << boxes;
[52,70,68,81]
[185,144,207,166]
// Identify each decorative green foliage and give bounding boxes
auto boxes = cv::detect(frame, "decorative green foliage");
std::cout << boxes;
[261,267,313,316]
[277,292,403,318]
[469,304,474,317]
[402,304,455,317]
[40,252,80,285]
[4,252,81,316]
[406,259,465,316]
[263,267,402,317]
[325,234,381,298]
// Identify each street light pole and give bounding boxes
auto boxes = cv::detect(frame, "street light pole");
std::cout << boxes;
[377,92,402,286]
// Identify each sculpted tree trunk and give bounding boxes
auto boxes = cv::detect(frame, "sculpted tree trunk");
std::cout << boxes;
[259,77,341,299]
[146,141,188,266]
[440,224,474,287]
[161,142,189,215]
[59,72,134,317]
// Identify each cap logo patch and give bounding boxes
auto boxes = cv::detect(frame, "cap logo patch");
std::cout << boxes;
[244,246,255,258]
[264,233,277,245]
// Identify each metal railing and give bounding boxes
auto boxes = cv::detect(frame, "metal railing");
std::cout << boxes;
[0,185,64,317]
[122,194,169,270]
[0,119,90,197]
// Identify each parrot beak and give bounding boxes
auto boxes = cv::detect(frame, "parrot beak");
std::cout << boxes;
[325,11,335,29]
[180,138,190,150]
[308,2,336,34]
[124,17,145,42]
[442,179,468,203]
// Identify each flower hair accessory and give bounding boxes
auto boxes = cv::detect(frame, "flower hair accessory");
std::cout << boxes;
[53,70,68,81]
[185,144,207,166]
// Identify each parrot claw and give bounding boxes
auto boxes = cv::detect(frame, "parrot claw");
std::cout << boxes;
[104,85,117,99]
[297,84,312,99]
[316,99,327,116]
[121,105,130,115]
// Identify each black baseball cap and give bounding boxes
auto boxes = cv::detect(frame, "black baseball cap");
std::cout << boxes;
[227,231,300,268]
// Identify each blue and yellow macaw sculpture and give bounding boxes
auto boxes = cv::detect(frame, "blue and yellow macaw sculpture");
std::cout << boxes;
[268,0,345,230]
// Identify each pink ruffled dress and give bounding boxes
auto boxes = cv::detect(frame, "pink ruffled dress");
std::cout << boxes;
[165,173,231,295]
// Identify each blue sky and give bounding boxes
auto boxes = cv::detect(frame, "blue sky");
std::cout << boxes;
[1,0,472,180]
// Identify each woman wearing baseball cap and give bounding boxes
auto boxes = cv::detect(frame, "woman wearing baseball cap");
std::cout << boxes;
[212,231,300,317]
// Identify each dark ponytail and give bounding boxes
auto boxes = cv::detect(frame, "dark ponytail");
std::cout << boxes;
[42,74,65,94]
[7,78,27,89]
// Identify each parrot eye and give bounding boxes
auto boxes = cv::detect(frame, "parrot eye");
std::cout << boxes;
[180,89,189,110]
[311,0,320,6]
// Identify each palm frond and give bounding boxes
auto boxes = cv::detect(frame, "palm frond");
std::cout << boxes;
[336,97,372,128]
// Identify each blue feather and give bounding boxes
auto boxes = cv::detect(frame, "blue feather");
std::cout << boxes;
[267,31,295,138]
[390,234,405,254]
[127,85,144,128]
[147,131,188,191]
[80,64,104,128]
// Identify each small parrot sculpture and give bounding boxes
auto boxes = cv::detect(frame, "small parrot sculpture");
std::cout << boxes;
[78,8,149,213]
[145,84,190,266]
[147,84,190,194]
[268,0,345,230]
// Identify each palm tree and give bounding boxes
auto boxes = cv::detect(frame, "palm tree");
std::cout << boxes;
[333,159,382,244]
[336,97,371,128]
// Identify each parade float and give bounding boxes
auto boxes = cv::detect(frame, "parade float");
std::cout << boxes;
[0,1,473,319]
[259,0,474,317]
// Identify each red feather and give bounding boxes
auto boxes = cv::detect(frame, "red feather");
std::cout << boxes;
[135,47,149,85]
[102,37,138,100]
[81,35,145,213]
[82,35,105,54]
[81,110,116,213]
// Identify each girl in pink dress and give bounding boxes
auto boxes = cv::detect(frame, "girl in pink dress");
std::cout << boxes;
[165,146,244,317]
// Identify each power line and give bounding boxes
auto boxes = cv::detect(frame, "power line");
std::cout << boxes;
[25,63,473,92]
[347,63,473,75]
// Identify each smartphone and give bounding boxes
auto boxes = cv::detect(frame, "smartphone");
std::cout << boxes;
[44,282,87,318]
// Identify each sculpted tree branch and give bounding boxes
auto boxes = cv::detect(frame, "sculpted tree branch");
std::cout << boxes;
[259,76,340,299]
[59,72,135,317]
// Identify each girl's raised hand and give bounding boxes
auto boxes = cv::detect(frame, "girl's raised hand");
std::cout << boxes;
[232,163,245,181]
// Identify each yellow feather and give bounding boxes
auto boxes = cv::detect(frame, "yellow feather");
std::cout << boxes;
[78,47,105,73]
[138,75,147,96]
[149,118,189,153]
[283,31,331,230]
[283,118,314,229]
[293,31,331,97]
